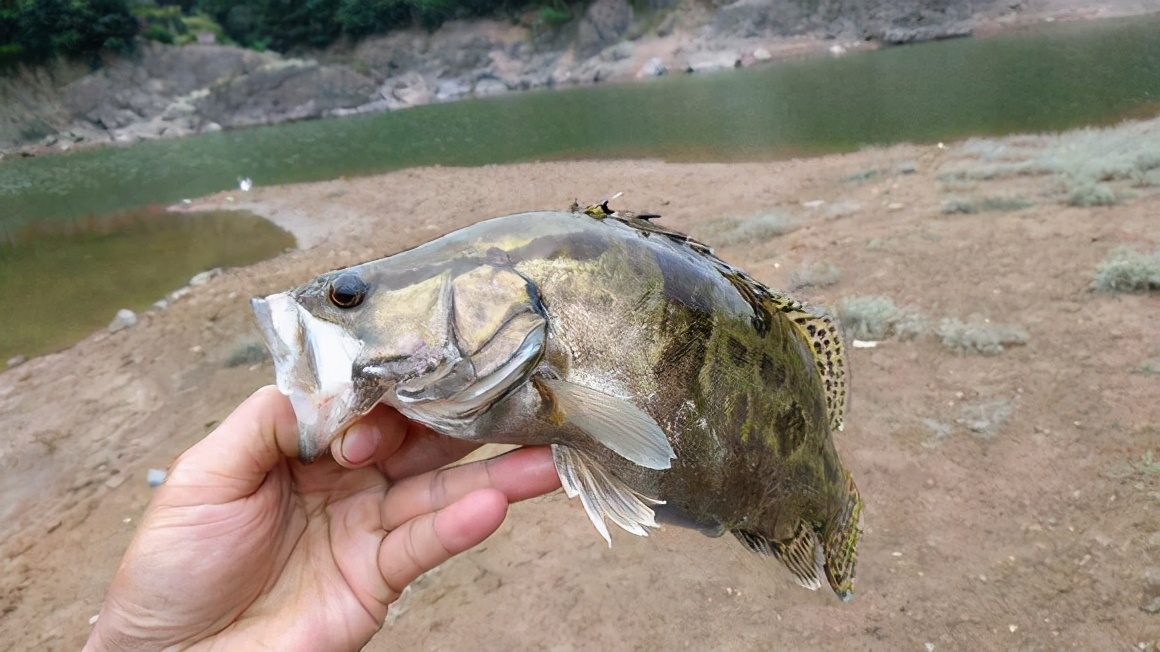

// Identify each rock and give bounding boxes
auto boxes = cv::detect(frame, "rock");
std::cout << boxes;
[601,42,635,63]
[752,47,772,61]
[381,72,432,109]
[896,160,918,174]
[201,122,222,133]
[575,0,634,60]
[829,44,847,57]
[108,309,138,333]
[686,51,741,74]
[6,355,26,369]
[104,474,126,489]
[637,57,668,78]
[189,268,222,286]
[473,77,509,97]
[151,299,168,311]
[435,78,472,102]
[874,22,972,45]
[147,469,168,487]
[197,62,378,128]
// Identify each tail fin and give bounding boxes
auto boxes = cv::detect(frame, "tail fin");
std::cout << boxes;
[822,471,864,601]
[732,472,864,601]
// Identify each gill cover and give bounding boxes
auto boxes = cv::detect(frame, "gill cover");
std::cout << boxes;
[252,264,551,460]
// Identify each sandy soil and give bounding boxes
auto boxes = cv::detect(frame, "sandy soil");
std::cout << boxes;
[1,141,1158,650]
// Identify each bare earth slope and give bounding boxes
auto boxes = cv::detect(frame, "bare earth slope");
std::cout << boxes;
[1,143,1157,650]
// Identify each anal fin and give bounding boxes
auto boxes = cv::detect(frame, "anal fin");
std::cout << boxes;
[552,444,664,546]
[733,524,826,592]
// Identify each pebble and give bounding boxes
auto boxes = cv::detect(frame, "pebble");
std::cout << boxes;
[189,268,222,287]
[147,468,168,487]
[104,474,126,489]
[6,354,26,368]
[107,309,138,333]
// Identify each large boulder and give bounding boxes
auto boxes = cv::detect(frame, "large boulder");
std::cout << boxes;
[197,62,377,128]
[575,0,635,60]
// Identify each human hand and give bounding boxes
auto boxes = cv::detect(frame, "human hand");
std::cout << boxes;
[84,386,560,651]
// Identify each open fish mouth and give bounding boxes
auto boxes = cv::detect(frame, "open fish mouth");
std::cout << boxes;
[251,293,366,460]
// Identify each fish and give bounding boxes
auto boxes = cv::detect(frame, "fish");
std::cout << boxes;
[251,201,863,600]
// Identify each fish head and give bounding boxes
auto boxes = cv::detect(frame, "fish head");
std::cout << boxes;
[252,259,548,460]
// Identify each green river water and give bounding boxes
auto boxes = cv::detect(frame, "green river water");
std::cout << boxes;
[1,15,1159,359]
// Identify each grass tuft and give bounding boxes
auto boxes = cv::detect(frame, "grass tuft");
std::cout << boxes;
[789,261,842,290]
[836,295,925,341]
[935,315,1029,355]
[941,195,1034,214]
[1094,246,1160,292]
[693,212,796,247]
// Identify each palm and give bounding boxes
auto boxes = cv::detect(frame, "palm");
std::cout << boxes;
[87,387,558,652]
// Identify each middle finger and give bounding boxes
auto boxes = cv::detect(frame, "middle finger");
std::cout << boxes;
[381,446,560,531]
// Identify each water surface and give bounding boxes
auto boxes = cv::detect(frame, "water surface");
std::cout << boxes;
[0,209,294,360]
[3,15,1159,229]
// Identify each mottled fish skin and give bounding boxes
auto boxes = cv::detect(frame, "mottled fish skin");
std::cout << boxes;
[256,207,862,600]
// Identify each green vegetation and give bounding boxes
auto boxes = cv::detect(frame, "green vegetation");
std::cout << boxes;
[0,0,582,64]
[0,0,138,67]
[1094,245,1160,292]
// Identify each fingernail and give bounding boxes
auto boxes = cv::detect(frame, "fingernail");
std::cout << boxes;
[341,423,380,465]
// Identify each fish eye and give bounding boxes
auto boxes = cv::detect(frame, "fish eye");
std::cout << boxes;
[328,272,367,309]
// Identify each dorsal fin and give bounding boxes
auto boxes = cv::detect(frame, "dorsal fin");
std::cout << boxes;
[573,197,848,433]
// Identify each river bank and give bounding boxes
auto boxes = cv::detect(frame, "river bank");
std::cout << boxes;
[2,115,1159,647]
[4,0,1158,157]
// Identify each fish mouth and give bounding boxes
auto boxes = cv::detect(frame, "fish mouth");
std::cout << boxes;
[251,293,365,461]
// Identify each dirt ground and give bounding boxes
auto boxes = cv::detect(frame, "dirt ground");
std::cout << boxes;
[1,138,1158,650]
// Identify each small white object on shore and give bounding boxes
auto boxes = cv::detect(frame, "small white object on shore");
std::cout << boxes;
[108,309,138,333]
[852,340,879,349]
[147,468,168,487]
[239,177,253,192]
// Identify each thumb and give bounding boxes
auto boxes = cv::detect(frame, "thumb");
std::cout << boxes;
[164,386,300,502]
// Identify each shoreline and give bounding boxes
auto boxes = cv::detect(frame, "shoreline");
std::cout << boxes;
[4,2,1158,160]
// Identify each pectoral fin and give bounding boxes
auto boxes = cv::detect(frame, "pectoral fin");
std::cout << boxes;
[552,444,664,546]
[538,378,676,470]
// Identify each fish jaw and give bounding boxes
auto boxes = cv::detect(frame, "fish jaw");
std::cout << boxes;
[251,293,367,461]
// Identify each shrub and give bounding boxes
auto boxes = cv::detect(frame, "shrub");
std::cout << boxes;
[836,295,925,341]
[1067,182,1117,207]
[935,315,1028,356]
[693,212,796,247]
[941,195,1034,214]
[1093,246,1160,292]
[788,261,841,290]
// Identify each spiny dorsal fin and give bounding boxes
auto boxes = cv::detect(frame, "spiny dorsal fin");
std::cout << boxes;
[577,196,848,432]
